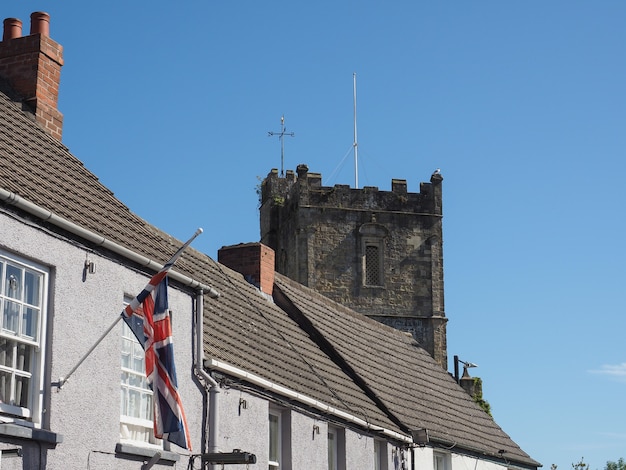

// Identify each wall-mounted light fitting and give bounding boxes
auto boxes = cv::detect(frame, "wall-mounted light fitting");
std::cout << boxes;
[82,256,96,282]
[238,398,247,416]
[411,428,429,445]
[84,259,95,274]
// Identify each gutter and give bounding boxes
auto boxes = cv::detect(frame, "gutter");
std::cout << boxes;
[208,358,413,445]
[0,187,212,292]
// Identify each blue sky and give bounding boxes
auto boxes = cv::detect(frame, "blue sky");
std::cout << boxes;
[9,2,626,467]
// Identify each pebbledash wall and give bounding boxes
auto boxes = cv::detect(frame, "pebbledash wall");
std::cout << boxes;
[215,387,387,469]
[412,447,515,470]
[260,164,448,369]
[213,366,521,470]
[0,211,203,469]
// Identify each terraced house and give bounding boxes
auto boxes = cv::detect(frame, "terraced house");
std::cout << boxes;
[0,11,539,470]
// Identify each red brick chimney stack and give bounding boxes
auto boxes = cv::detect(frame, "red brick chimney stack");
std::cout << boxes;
[218,243,276,296]
[0,12,64,141]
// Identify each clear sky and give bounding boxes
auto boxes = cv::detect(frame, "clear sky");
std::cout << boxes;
[8,2,626,468]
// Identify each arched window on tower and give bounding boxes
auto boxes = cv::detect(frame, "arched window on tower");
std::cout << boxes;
[359,222,388,288]
[364,245,381,286]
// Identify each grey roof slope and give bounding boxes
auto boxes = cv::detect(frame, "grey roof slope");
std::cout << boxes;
[0,80,180,264]
[0,86,400,436]
[203,263,401,433]
[274,275,540,468]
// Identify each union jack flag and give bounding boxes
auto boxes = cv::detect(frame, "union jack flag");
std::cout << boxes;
[121,229,201,451]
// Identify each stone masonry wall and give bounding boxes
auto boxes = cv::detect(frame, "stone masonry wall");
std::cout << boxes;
[260,164,447,369]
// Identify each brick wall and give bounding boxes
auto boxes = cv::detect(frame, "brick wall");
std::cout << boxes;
[0,13,64,140]
[218,243,275,296]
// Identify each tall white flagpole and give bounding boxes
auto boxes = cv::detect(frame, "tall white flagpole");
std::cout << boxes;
[353,72,359,189]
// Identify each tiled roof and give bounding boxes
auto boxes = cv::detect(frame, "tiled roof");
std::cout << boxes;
[0,86,399,435]
[273,275,540,468]
[0,84,538,468]
[0,80,176,263]
[204,263,401,433]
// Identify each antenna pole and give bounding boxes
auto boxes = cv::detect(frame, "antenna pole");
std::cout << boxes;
[353,73,359,189]
[268,115,295,176]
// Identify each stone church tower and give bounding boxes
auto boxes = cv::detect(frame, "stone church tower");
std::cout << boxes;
[260,164,447,369]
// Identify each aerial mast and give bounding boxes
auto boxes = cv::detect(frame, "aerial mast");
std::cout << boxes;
[353,73,359,189]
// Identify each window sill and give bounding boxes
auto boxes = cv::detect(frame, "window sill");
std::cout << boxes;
[0,423,63,445]
[115,443,180,463]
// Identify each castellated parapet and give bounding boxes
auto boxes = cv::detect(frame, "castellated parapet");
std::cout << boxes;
[260,164,447,369]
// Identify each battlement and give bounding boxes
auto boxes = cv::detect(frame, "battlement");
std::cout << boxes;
[261,164,443,215]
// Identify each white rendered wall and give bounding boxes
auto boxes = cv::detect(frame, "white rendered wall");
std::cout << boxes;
[412,446,510,470]
[451,453,508,470]
[217,388,268,466]
[209,380,409,470]
[345,428,376,470]
[0,212,205,469]
[215,387,329,470]
[290,411,328,470]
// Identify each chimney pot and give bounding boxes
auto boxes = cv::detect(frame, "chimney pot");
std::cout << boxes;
[30,12,50,37]
[3,18,22,41]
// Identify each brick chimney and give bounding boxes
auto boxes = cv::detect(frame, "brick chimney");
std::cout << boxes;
[0,12,64,140]
[218,243,275,296]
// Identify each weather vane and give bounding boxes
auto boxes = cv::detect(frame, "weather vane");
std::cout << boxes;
[268,115,295,176]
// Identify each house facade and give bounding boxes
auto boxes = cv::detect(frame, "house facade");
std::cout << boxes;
[0,211,205,468]
[0,11,540,470]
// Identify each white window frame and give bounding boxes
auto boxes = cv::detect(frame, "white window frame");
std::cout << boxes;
[0,250,47,427]
[328,426,337,470]
[120,301,161,448]
[328,425,346,470]
[374,439,388,470]
[269,409,282,469]
[434,451,451,470]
